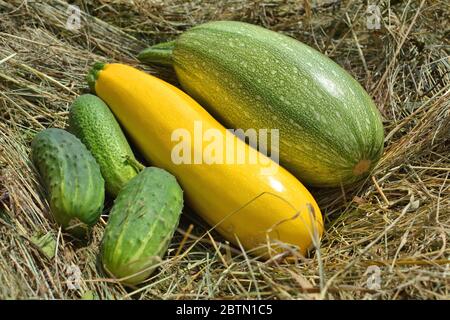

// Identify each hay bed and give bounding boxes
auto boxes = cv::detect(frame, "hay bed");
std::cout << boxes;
[0,0,449,299]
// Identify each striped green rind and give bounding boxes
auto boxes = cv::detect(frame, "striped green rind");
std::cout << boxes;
[31,128,105,236]
[87,62,105,93]
[68,94,141,197]
[101,167,183,286]
[139,21,384,187]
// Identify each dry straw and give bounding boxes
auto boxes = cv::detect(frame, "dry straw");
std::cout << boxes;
[0,0,449,299]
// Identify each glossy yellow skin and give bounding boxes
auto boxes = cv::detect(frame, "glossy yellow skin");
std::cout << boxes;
[93,63,323,257]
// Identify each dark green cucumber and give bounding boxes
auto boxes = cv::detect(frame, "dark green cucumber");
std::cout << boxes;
[101,167,183,286]
[68,94,141,197]
[31,128,104,236]
[138,21,385,187]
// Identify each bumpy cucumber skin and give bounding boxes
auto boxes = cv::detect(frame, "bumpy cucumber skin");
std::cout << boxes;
[68,94,139,197]
[31,128,105,236]
[101,167,183,286]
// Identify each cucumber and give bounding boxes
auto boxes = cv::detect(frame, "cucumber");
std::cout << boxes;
[138,21,385,187]
[68,94,141,197]
[31,128,104,236]
[101,167,183,285]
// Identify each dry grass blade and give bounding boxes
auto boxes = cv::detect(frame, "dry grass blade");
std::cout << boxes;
[0,0,449,299]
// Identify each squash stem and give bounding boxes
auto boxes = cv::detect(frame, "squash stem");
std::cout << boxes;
[87,62,105,93]
[137,41,175,66]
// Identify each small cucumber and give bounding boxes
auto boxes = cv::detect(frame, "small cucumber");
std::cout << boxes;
[68,94,141,197]
[31,128,105,236]
[101,167,183,286]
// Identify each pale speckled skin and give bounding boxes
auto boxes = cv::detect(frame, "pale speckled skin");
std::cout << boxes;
[69,94,139,197]
[31,128,104,236]
[101,167,183,286]
[140,21,385,187]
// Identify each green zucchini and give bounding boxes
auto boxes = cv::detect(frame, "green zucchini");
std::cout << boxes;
[138,21,384,187]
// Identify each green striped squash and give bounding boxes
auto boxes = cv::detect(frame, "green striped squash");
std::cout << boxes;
[138,21,384,187]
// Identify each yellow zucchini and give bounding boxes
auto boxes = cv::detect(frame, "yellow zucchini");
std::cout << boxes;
[88,63,323,257]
